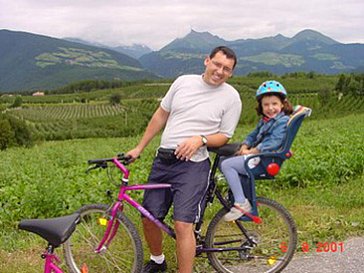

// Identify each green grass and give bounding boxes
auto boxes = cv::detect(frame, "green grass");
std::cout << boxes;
[267,175,364,245]
[0,114,363,272]
[1,175,362,273]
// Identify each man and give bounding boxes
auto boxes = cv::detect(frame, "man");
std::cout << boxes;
[127,46,242,273]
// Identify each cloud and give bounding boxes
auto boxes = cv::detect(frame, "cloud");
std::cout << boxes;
[0,0,363,49]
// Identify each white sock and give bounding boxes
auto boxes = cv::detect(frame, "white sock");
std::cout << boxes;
[151,254,165,264]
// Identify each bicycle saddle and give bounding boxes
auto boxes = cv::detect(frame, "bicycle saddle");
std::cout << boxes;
[208,142,241,156]
[18,213,80,247]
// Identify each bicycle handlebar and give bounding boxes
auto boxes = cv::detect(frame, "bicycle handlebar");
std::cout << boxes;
[86,153,132,173]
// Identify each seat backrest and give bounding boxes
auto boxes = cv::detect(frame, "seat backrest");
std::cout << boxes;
[280,105,312,154]
[246,105,312,179]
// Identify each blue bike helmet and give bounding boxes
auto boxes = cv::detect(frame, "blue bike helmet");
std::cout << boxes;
[256,80,287,100]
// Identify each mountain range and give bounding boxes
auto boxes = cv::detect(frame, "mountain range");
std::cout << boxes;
[0,30,156,92]
[0,29,363,92]
[140,29,364,77]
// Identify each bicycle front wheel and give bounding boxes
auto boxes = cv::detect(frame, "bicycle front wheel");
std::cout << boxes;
[205,197,297,273]
[63,204,143,273]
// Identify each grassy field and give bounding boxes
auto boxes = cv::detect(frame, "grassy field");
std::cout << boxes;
[2,175,362,273]
[0,113,363,272]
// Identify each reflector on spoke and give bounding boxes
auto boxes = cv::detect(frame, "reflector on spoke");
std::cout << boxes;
[98,218,108,226]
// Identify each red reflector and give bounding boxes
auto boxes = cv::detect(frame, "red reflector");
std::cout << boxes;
[267,163,280,176]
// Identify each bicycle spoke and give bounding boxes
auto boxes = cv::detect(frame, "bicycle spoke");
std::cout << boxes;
[205,197,297,273]
[63,204,143,273]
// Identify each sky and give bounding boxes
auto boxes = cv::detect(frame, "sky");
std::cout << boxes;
[1,0,363,50]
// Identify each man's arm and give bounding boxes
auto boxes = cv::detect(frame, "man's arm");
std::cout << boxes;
[127,106,169,160]
[175,133,229,161]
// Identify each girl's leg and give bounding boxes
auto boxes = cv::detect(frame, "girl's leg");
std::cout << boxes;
[220,156,248,204]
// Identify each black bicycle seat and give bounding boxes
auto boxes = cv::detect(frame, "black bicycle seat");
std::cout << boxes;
[18,213,80,247]
[208,142,241,156]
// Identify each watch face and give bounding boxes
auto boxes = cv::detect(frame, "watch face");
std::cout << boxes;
[201,136,207,145]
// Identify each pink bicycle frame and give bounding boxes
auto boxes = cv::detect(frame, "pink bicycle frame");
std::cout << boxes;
[94,158,174,253]
[43,251,63,273]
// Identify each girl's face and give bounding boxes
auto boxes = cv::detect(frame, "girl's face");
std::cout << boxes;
[261,95,284,119]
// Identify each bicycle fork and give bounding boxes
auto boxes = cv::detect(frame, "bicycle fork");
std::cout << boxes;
[95,202,122,253]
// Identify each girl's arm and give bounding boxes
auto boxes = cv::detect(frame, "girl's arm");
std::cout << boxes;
[256,116,289,152]
[242,121,261,147]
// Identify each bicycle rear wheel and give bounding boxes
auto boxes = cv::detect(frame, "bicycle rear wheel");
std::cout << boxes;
[205,197,297,273]
[63,204,143,273]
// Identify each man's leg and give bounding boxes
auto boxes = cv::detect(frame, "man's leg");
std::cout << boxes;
[142,217,163,255]
[175,221,195,273]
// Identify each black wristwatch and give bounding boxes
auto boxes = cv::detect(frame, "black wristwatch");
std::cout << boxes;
[201,135,208,146]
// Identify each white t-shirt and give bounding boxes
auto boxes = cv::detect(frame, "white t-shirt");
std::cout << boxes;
[160,74,242,162]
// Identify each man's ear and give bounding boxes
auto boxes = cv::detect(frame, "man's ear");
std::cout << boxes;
[204,56,210,66]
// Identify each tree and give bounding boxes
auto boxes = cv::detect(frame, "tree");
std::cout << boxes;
[0,116,14,150]
[307,71,316,79]
[335,74,346,93]
[8,116,33,147]
[10,96,23,108]
[0,114,33,150]
[335,73,364,96]
[318,88,331,106]
[109,93,121,105]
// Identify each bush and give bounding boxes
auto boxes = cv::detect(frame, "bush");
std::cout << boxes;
[10,96,22,108]
[0,114,33,150]
[109,93,121,105]
[318,88,331,106]
[0,116,14,150]
[8,116,33,147]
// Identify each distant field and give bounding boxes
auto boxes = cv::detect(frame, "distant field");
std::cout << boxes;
[2,74,363,141]
[4,93,363,140]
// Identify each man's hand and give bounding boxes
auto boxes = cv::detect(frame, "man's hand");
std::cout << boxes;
[175,136,204,161]
[126,147,142,163]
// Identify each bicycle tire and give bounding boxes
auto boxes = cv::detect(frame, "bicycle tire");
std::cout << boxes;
[205,197,297,273]
[63,204,143,273]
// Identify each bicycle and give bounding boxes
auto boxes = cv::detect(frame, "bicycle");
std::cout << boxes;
[61,149,297,273]
[20,106,310,273]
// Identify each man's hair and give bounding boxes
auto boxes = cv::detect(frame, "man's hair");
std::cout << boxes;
[209,46,237,69]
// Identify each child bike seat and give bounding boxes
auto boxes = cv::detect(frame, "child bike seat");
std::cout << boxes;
[245,105,312,179]
[209,105,312,179]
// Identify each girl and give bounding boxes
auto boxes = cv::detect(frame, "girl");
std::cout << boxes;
[221,80,293,221]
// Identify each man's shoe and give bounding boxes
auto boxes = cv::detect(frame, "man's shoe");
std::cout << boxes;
[142,260,167,273]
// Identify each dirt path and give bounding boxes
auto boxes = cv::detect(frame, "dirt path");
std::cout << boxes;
[283,237,364,273]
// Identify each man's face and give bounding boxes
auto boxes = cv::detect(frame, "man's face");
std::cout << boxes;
[203,51,235,86]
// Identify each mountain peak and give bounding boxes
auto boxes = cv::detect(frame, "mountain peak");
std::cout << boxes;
[160,29,226,52]
[292,29,339,45]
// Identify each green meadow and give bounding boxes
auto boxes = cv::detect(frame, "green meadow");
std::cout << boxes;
[0,74,363,272]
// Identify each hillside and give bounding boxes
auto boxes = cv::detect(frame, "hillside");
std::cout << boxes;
[1,28,363,92]
[64,37,152,59]
[140,29,364,77]
[0,30,157,92]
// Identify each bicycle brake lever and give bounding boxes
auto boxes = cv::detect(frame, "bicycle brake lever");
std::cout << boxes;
[116,153,137,165]
[85,162,107,173]
[86,165,96,174]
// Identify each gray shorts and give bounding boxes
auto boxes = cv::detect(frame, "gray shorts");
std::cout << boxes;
[142,152,210,223]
